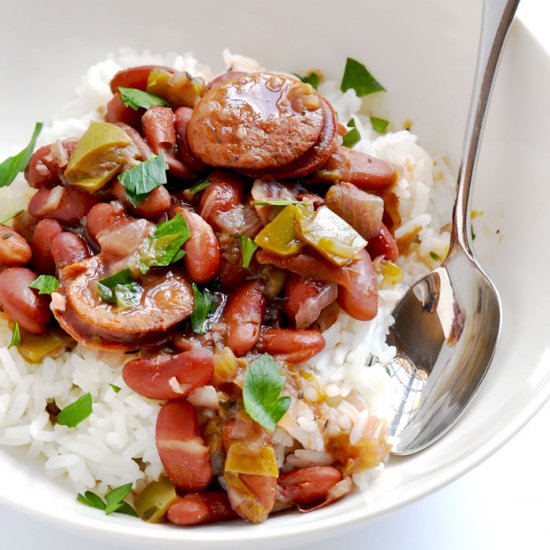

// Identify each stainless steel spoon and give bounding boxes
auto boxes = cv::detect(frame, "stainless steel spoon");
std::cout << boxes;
[386,0,519,455]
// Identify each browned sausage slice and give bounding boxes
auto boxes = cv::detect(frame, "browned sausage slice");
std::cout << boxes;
[187,72,324,170]
[53,256,194,350]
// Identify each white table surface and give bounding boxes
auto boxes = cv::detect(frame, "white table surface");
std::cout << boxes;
[2,1,549,548]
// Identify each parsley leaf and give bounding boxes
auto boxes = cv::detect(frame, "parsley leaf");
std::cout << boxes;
[429,251,441,262]
[187,179,211,196]
[191,284,216,334]
[119,155,168,206]
[252,200,302,207]
[57,393,93,428]
[76,484,137,517]
[370,116,390,134]
[104,483,136,515]
[342,118,361,149]
[8,322,20,349]
[118,87,168,111]
[0,122,43,187]
[340,57,385,97]
[109,384,122,394]
[239,236,258,269]
[97,269,142,309]
[29,274,59,295]
[137,214,190,274]
[0,209,24,225]
[77,491,106,511]
[243,354,291,431]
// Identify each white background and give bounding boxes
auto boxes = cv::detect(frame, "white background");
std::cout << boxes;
[2,1,549,548]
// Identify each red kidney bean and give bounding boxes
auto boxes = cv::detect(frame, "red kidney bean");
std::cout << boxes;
[85,203,125,244]
[366,222,399,262]
[174,107,206,173]
[122,348,214,400]
[177,208,220,283]
[0,224,32,266]
[114,122,152,160]
[109,65,174,94]
[28,186,98,226]
[31,219,63,274]
[142,106,195,180]
[222,282,265,357]
[105,93,144,129]
[337,249,378,321]
[258,328,325,363]
[167,492,237,526]
[111,179,170,221]
[155,400,212,491]
[24,140,78,189]
[0,267,51,334]
[198,170,244,230]
[51,232,90,270]
[277,467,343,506]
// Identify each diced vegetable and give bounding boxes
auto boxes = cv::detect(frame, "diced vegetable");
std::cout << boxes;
[213,347,239,385]
[64,122,138,192]
[380,260,404,285]
[146,69,205,108]
[254,205,308,257]
[134,477,178,523]
[17,330,74,364]
[224,441,279,477]
[294,205,367,266]
[324,183,384,240]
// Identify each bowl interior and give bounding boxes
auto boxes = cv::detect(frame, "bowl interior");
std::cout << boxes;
[2,0,550,547]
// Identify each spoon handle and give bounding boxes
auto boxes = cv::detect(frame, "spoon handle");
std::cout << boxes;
[451,0,520,256]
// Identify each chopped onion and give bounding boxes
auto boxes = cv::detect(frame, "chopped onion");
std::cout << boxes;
[213,204,262,237]
[97,218,152,256]
[50,140,69,168]
[40,185,65,214]
[295,283,338,329]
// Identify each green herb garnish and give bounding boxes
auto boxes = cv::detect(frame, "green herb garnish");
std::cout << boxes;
[243,354,291,431]
[342,118,361,149]
[119,87,168,111]
[77,483,137,517]
[295,71,321,90]
[8,322,20,349]
[97,268,142,309]
[239,235,258,269]
[137,214,190,274]
[0,209,24,225]
[252,200,302,207]
[187,179,211,196]
[429,251,441,262]
[119,155,168,206]
[370,116,390,134]
[57,393,93,428]
[0,122,43,187]
[340,57,385,97]
[471,225,476,241]
[190,283,216,334]
[109,384,122,394]
[29,274,59,295]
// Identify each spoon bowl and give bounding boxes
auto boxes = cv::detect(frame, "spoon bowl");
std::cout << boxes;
[387,247,501,454]
[386,0,518,455]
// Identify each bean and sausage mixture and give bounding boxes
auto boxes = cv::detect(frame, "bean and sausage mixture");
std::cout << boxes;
[0,65,400,524]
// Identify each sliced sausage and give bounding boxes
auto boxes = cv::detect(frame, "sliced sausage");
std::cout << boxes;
[53,255,194,350]
[188,72,324,170]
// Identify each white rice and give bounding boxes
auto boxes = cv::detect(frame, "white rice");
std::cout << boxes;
[0,50,454,496]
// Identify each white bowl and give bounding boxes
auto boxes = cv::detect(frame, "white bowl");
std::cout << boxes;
[1,0,550,547]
